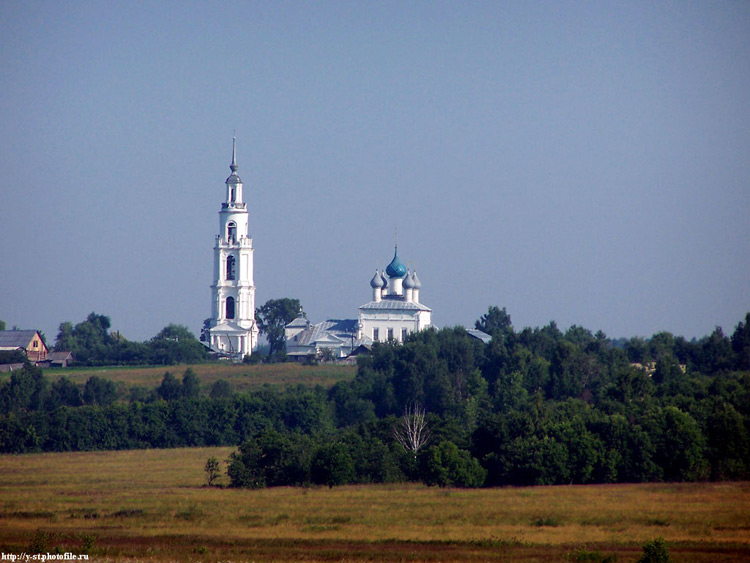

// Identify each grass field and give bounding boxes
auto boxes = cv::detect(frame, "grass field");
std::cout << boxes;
[1,448,749,562]
[37,362,356,394]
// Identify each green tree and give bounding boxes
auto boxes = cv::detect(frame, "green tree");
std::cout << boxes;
[698,327,733,374]
[47,377,83,408]
[209,379,233,400]
[0,364,48,412]
[475,306,513,337]
[311,442,355,487]
[636,537,673,563]
[156,372,182,401]
[204,456,221,486]
[82,376,117,406]
[181,368,201,398]
[149,324,207,365]
[255,298,303,357]
[650,406,708,481]
[731,313,750,370]
[227,438,266,488]
[420,441,486,488]
[54,312,113,365]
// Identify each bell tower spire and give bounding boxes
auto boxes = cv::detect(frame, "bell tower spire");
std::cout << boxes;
[206,136,259,359]
[230,135,238,174]
[225,137,244,206]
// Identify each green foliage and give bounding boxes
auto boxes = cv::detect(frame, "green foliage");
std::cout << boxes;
[420,441,486,488]
[567,548,617,562]
[157,372,182,401]
[181,368,201,398]
[53,314,207,366]
[3,309,750,490]
[83,376,117,406]
[636,537,672,563]
[209,379,234,400]
[0,363,48,412]
[149,324,208,365]
[475,306,513,337]
[732,312,750,370]
[204,456,221,486]
[256,298,303,357]
[311,442,355,487]
[0,349,26,364]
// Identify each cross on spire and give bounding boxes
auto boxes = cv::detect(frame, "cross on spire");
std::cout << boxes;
[230,136,238,173]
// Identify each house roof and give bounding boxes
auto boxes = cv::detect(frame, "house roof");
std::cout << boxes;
[359,296,432,312]
[285,315,310,329]
[210,321,255,334]
[48,351,74,361]
[0,330,42,349]
[293,319,359,347]
[466,329,492,344]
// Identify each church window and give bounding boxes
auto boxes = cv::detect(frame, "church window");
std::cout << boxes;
[387,328,394,341]
[373,328,379,341]
[230,188,235,202]
[227,222,236,243]
[226,255,236,280]
[226,296,235,319]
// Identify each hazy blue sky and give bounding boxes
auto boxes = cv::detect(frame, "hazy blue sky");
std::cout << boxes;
[1,1,749,345]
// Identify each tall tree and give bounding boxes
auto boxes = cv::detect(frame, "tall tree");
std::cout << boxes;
[394,402,431,459]
[149,324,207,365]
[475,306,513,337]
[255,298,303,357]
[731,313,750,371]
[53,312,113,364]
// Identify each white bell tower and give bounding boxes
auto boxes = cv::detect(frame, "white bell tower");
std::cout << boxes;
[206,138,259,358]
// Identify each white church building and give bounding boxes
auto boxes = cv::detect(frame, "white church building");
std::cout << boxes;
[284,246,433,359]
[204,139,259,358]
[200,139,434,360]
[358,246,432,343]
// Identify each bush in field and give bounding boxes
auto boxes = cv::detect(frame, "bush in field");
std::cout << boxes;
[227,429,313,488]
[311,442,355,488]
[209,379,233,400]
[227,438,266,488]
[420,441,487,488]
[204,456,221,486]
[636,537,672,563]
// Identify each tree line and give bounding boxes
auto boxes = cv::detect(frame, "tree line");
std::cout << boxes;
[49,300,303,366]
[53,313,209,365]
[1,308,749,489]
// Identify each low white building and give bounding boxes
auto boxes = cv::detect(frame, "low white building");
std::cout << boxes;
[358,246,432,343]
[284,317,368,360]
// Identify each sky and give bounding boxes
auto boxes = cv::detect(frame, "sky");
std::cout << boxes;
[1,1,749,345]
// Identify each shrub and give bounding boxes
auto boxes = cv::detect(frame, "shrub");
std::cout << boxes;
[637,537,672,563]
[311,442,355,487]
[420,441,487,488]
[204,456,221,486]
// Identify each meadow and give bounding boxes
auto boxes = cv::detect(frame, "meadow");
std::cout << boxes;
[1,448,749,562]
[42,362,356,393]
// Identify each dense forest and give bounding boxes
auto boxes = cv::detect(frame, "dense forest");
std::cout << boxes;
[1,308,749,489]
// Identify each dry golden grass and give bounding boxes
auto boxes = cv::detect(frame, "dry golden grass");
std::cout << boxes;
[41,362,355,393]
[1,448,750,561]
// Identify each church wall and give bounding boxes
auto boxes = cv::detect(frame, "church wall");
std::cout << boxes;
[359,312,420,343]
